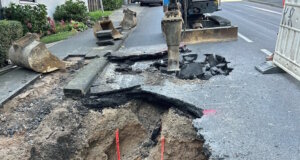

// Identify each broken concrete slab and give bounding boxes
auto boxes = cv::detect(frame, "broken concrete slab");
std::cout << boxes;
[0,68,40,107]
[255,61,285,74]
[64,57,108,97]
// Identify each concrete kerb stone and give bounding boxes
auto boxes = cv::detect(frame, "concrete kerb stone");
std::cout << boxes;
[0,68,40,107]
[64,29,133,97]
[63,57,108,97]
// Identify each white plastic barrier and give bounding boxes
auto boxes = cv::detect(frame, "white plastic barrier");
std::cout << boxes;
[274,0,300,81]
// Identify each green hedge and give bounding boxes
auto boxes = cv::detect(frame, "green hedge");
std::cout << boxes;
[89,11,113,21]
[3,3,47,34]
[54,0,88,22]
[0,20,23,67]
[103,0,123,10]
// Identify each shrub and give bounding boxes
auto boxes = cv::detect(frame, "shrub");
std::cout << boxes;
[103,0,123,10]
[0,20,23,67]
[89,11,112,21]
[55,20,87,33]
[47,17,56,34]
[3,3,47,34]
[54,0,88,22]
[70,20,88,32]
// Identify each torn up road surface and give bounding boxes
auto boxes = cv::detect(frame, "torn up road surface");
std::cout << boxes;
[91,4,300,160]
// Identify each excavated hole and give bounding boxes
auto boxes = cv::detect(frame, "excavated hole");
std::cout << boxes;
[80,100,209,160]
[76,86,211,160]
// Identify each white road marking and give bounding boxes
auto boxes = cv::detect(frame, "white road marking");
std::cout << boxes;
[244,4,282,15]
[261,49,273,56]
[238,33,253,43]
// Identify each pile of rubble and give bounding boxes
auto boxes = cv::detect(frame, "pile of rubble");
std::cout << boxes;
[107,46,233,80]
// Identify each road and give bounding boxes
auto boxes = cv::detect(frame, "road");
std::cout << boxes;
[99,1,300,160]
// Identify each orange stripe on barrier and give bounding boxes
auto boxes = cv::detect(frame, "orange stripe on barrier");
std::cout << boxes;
[115,129,121,160]
[161,136,165,160]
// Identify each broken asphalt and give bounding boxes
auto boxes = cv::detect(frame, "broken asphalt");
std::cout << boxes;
[0,5,144,107]
[91,3,300,160]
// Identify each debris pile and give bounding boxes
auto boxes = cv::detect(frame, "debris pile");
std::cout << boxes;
[107,46,233,80]
[0,55,210,160]
[152,53,233,80]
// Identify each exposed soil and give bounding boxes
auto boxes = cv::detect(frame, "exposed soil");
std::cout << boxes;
[0,57,209,160]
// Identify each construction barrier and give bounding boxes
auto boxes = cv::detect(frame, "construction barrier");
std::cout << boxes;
[273,0,300,81]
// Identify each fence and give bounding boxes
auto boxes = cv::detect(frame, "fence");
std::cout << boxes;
[88,0,102,12]
[273,0,300,80]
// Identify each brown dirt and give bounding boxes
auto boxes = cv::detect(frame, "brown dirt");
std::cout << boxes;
[0,58,208,160]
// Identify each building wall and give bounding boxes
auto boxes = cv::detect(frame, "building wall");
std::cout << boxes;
[1,0,89,17]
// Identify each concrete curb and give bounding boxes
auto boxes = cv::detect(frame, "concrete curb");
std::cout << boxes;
[64,57,108,97]
[0,65,17,76]
[247,0,283,8]
[0,68,40,107]
[63,29,134,97]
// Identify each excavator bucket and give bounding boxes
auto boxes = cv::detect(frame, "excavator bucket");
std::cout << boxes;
[121,8,137,30]
[93,19,123,40]
[181,26,238,44]
[8,33,65,73]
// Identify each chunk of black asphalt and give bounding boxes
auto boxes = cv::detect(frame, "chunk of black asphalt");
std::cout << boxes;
[82,86,203,118]
[179,45,192,53]
[182,54,198,63]
[107,46,186,63]
[107,51,168,63]
[151,54,233,80]
[177,63,205,79]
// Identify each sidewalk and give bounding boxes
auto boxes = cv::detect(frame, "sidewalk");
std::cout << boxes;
[0,4,144,107]
[247,0,283,8]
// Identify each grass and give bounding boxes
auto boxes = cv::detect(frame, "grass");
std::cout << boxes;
[40,31,77,44]
[89,10,113,21]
